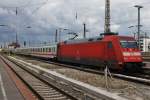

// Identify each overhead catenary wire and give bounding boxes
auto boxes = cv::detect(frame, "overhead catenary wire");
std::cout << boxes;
[0,0,49,15]
[31,0,48,14]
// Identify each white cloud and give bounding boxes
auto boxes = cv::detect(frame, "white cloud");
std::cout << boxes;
[0,0,149,45]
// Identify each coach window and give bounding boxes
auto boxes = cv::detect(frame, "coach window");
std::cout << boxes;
[54,47,55,52]
[51,48,52,52]
[53,47,54,52]
[53,47,55,52]
[45,48,47,52]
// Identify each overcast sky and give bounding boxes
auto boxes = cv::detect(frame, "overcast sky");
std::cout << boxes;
[0,0,150,46]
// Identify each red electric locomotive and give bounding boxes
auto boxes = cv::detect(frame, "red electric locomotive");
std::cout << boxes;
[57,33,144,71]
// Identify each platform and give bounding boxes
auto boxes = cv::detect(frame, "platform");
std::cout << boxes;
[0,58,24,100]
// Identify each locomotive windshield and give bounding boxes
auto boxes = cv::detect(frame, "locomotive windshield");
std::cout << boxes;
[120,41,138,48]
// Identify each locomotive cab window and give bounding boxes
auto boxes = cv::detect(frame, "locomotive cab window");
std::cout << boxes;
[120,41,138,48]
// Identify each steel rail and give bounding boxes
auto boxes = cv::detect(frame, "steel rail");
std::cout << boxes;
[6,55,127,100]
[0,56,77,100]
[14,54,150,86]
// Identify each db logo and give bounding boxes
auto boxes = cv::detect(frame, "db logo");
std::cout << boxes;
[129,49,132,51]
[130,53,134,56]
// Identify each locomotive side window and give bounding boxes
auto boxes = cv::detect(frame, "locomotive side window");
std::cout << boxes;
[108,42,113,48]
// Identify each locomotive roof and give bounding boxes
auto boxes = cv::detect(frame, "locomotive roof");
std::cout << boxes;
[119,36,135,41]
[17,44,57,50]
[63,35,135,45]
[63,36,103,44]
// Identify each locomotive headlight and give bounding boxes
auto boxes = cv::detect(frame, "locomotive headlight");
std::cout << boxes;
[133,52,141,56]
[123,52,141,56]
[123,52,130,56]
[124,57,128,60]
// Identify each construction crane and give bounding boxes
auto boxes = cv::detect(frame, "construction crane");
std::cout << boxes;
[104,0,111,33]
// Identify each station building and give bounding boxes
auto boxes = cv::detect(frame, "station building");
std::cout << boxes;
[140,37,150,52]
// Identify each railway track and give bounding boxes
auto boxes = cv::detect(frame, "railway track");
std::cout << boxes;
[14,54,150,86]
[130,70,150,80]
[0,55,126,100]
[0,56,76,100]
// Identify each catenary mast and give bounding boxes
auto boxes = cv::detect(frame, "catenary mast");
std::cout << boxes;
[104,0,111,33]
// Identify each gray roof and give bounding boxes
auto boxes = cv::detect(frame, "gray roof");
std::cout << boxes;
[63,36,103,44]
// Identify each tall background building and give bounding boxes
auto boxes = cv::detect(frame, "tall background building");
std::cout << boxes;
[140,34,150,52]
